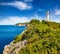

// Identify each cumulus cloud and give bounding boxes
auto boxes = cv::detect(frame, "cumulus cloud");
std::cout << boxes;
[0,1,32,10]
[0,16,30,25]
[55,9,60,15]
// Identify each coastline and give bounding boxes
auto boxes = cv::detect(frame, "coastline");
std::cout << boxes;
[3,29,27,54]
[3,39,27,54]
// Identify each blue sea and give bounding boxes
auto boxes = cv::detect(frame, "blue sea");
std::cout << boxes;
[0,25,26,54]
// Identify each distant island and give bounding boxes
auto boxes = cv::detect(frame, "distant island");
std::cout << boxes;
[15,22,29,26]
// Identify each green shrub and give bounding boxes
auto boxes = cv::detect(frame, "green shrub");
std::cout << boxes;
[14,19,60,54]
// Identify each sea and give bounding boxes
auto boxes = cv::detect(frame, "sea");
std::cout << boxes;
[0,25,26,54]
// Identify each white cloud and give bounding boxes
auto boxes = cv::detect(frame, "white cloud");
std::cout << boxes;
[50,13,60,23]
[55,9,60,15]
[24,0,33,2]
[0,1,32,10]
[31,14,43,21]
[0,14,44,25]
[38,9,44,12]
[0,16,30,25]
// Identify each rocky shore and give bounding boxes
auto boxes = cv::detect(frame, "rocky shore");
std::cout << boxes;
[3,28,27,54]
[3,39,27,54]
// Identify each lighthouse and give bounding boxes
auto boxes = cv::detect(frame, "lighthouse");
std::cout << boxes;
[46,11,50,21]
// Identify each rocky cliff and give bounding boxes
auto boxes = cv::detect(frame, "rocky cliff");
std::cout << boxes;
[3,40,27,54]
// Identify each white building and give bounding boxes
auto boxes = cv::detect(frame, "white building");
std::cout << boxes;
[46,11,50,21]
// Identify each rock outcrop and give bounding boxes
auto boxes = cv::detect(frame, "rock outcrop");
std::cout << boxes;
[3,40,27,54]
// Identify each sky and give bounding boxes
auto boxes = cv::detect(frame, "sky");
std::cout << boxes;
[0,0,60,25]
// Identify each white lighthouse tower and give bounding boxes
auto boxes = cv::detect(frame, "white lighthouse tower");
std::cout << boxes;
[46,11,50,21]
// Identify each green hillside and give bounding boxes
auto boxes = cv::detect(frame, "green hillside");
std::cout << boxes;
[14,19,60,54]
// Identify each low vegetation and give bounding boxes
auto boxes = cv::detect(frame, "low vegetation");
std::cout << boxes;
[14,19,60,54]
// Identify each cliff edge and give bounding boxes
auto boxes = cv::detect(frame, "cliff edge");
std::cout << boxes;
[3,40,27,54]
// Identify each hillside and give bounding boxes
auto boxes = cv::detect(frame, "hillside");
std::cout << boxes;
[3,19,60,54]
[14,19,60,54]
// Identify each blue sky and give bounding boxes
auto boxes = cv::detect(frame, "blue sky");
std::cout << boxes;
[0,0,60,25]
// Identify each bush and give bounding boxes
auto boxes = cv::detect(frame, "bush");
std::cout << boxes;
[14,19,60,54]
